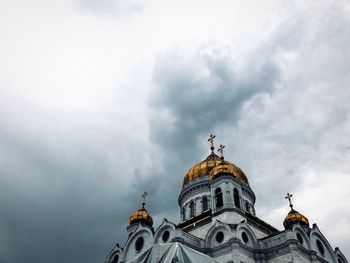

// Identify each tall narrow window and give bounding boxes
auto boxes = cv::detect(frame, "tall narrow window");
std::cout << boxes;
[316,240,325,256]
[234,188,241,208]
[215,188,223,208]
[202,196,208,212]
[111,254,119,263]
[190,201,195,217]
[182,207,186,221]
[245,202,250,213]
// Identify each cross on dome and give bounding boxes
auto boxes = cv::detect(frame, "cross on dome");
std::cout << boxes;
[285,193,293,209]
[218,144,225,160]
[128,191,153,226]
[141,191,148,208]
[208,134,216,153]
[283,192,310,229]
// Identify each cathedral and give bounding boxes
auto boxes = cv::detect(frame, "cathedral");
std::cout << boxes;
[105,135,348,263]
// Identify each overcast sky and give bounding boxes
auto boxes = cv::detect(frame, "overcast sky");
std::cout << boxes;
[0,0,350,262]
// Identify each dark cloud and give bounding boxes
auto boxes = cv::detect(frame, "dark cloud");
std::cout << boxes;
[1,1,350,263]
[150,49,279,154]
[131,46,281,227]
[0,99,148,263]
[134,2,350,258]
[233,3,350,210]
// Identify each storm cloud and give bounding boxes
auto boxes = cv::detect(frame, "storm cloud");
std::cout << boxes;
[141,46,280,218]
[0,0,349,263]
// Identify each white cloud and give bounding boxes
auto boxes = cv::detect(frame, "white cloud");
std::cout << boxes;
[0,0,349,262]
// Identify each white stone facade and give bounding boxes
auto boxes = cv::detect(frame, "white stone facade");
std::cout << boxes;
[105,158,348,263]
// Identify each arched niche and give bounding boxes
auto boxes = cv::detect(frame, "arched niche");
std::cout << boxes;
[310,229,336,262]
[106,245,123,263]
[334,248,349,263]
[202,195,209,212]
[189,200,195,218]
[215,187,223,208]
[110,253,120,263]
[236,224,257,248]
[154,220,176,245]
[233,187,241,208]
[123,226,154,262]
[205,220,231,248]
[292,224,312,249]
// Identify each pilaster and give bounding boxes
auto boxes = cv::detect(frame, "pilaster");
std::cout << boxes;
[288,241,301,263]
[230,239,241,263]
[309,251,318,263]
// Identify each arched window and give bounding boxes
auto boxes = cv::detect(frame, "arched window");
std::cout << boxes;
[245,202,249,213]
[215,188,223,208]
[189,201,195,217]
[296,233,304,244]
[182,207,186,221]
[215,231,224,243]
[162,230,170,242]
[241,232,249,244]
[316,239,325,256]
[202,196,208,212]
[234,188,240,208]
[135,237,144,252]
[111,254,119,263]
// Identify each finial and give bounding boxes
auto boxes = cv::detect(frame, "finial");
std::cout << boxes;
[141,191,148,209]
[208,134,216,153]
[218,144,225,160]
[285,192,293,210]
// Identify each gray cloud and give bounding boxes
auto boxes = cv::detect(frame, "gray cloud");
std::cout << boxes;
[137,2,350,258]
[130,46,282,228]
[0,1,349,263]
[150,47,279,157]
[0,98,148,263]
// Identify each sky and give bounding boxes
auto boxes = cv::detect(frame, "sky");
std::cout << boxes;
[0,0,350,262]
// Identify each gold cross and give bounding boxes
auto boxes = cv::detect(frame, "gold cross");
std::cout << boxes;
[141,192,148,208]
[218,144,225,159]
[285,192,293,209]
[208,134,216,153]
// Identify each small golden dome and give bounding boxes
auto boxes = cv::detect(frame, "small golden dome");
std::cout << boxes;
[129,192,153,226]
[283,209,309,229]
[129,207,153,226]
[182,152,248,188]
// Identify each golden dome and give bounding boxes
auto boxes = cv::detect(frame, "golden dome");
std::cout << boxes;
[182,152,248,188]
[210,161,248,183]
[129,207,153,226]
[283,209,309,229]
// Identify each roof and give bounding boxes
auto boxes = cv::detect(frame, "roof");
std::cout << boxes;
[125,242,223,263]
[183,152,248,188]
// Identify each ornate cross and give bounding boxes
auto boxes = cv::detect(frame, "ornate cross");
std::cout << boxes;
[285,192,293,209]
[218,144,225,159]
[208,134,216,153]
[141,191,148,208]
